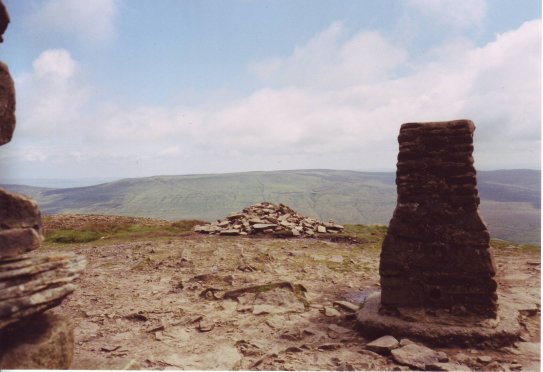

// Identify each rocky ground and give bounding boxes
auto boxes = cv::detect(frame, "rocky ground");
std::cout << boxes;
[43,215,540,371]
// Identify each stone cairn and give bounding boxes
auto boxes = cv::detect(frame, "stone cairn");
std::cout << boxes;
[194,202,344,237]
[380,120,497,317]
[0,2,86,368]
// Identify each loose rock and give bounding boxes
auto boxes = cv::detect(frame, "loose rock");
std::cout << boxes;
[365,335,400,355]
[333,300,359,312]
[477,355,493,364]
[426,362,472,371]
[391,343,448,370]
[324,306,342,317]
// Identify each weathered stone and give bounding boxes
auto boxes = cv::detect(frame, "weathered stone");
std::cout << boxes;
[477,355,492,364]
[380,120,497,318]
[0,188,42,233]
[0,228,42,259]
[252,288,306,315]
[252,223,278,230]
[356,292,520,347]
[219,229,240,236]
[0,0,8,43]
[0,312,74,369]
[391,343,446,370]
[0,63,15,145]
[323,306,341,317]
[333,300,359,312]
[426,362,472,371]
[0,252,87,329]
[366,335,400,355]
[161,344,241,370]
[71,357,141,370]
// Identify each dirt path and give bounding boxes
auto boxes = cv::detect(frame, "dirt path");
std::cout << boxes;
[48,234,540,370]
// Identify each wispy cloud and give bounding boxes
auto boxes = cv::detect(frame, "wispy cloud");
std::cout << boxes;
[252,22,407,89]
[24,0,120,45]
[407,0,488,29]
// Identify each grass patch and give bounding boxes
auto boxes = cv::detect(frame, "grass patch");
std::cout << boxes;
[490,239,540,252]
[342,224,388,242]
[43,215,207,245]
[46,229,102,243]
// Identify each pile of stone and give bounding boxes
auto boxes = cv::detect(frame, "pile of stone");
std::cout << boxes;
[194,202,344,237]
[0,2,86,368]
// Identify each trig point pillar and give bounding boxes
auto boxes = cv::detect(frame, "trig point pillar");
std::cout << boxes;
[380,119,497,317]
[356,120,520,346]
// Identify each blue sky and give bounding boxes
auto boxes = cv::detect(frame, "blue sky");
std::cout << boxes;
[0,0,541,182]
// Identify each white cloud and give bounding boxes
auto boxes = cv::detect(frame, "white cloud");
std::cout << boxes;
[158,146,181,157]
[15,49,89,138]
[252,22,408,89]
[32,49,77,79]
[25,0,120,45]
[407,0,487,29]
[213,19,540,169]
[8,19,541,178]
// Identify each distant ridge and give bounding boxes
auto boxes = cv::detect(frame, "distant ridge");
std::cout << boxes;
[2,169,540,244]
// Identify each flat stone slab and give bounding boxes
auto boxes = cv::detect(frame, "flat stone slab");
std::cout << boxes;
[391,343,448,370]
[366,335,399,355]
[356,292,520,347]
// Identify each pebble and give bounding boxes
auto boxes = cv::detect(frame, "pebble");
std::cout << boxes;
[323,306,341,317]
[477,355,492,364]
[333,300,359,312]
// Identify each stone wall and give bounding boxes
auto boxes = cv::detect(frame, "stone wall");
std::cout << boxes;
[379,120,498,318]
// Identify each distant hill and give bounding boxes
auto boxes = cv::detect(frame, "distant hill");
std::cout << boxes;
[2,169,540,244]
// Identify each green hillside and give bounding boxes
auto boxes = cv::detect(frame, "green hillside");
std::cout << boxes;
[2,169,540,244]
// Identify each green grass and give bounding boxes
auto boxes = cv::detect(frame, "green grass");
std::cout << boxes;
[46,229,102,243]
[342,224,388,241]
[44,219,206,245]
[490,239,540,252]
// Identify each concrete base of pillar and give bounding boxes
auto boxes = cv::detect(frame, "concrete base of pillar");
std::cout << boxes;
[356,292,520,347]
